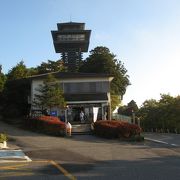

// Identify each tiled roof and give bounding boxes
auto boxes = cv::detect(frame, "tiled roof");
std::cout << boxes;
[29,72,113,80]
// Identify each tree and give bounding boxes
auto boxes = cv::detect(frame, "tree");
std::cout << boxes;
[0,65,6,92]
[0,65,6,116]
[139,94,180,132]
[118,100,138,117]
[36,59,66,74]
[1,61,38,118]
[79,46,130,110]
[138,99,159,130]
[127,100,139,113]
[1,78,31,118]
[7,61,29,80]
[33,74,66,111]
[111,95,121,111]
[27,67,38,76]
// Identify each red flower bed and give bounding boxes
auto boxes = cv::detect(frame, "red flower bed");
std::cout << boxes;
[94,120,141,139]
[28,116,65,136]
[37,116,61,122]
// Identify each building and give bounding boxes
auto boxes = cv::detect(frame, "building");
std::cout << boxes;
[30,72,113,124]
[29,21,114,127]
[51,22,91,72]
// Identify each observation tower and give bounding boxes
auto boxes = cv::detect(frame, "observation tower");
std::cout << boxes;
[51,22,91,72]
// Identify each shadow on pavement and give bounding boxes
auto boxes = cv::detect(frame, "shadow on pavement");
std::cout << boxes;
[61,155,180,180]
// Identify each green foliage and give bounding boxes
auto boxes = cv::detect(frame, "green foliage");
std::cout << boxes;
[0,65,6,113]
[139,94,180,132]
[127,100,139,112]
[126,135,144,142]
[33,74,66,110]
[80,46,130,95]
[0,133,8,142]
[1,61,36,118]
[118,100,139,116]
[2,79,31,118]
[36,59,66,74]
[7,61,29,80]
[27,67,38,76]
[79,46,130,110]
[0,65,6,92]
[111,95,121,111]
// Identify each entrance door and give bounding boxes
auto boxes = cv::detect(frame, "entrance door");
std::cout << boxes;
[70,107,92,124]
[72,107,81,123]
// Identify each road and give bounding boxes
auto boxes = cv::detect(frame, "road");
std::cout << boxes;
[144,132,180,147]
[0,121,180,179]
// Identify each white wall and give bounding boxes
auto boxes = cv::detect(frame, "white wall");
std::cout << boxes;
[31,79,43,105]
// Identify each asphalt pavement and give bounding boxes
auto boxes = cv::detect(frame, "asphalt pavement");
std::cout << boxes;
[0,120,180,179]
[144,132,180,147]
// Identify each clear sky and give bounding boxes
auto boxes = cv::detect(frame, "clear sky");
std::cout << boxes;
[0,0,180,106]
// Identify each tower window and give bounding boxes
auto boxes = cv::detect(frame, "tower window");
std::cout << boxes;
[57,34,85,41]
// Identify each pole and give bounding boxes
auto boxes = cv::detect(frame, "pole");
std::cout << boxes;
[132,110,135,124]
[65,108,68,123]
[137,117,140,127]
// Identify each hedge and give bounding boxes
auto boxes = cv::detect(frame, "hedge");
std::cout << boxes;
[94,120,142,139]
[27,116,65,136]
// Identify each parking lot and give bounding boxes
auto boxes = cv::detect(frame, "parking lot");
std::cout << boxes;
[0,160,76,179]
[0,121,180,179]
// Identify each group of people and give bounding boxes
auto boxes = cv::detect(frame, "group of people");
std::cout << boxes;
[43,108,86,123]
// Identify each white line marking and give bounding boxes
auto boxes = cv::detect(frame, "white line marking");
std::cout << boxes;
[171,144,179,147]
[145,138,169,144]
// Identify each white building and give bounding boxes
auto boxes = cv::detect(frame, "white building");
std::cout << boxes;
[29,72,113,124]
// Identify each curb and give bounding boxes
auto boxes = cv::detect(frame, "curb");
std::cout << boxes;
[145,137,178,147]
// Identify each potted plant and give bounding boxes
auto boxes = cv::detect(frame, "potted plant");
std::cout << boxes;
[0,133,8,148]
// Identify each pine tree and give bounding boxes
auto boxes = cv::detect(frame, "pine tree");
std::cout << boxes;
[33,74,66,111]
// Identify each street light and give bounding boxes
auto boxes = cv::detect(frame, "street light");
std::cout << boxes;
[132,110,135,124]
[65,105,69,124]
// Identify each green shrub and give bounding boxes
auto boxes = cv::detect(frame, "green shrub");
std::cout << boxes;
[121,135,144,142]
[0,133,8,142]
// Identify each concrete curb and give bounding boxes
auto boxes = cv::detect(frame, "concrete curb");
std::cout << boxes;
[145,137,178,147]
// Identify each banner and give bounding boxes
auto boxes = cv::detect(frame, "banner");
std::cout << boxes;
[93,107,99,122]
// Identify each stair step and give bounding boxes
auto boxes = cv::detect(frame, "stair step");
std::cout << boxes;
[71,124,91,133]
[72,131,92,135]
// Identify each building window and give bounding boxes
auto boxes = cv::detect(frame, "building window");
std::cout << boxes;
[57,34,85,41]
[63,82,109,94]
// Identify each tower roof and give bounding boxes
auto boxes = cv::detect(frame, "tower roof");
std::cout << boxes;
[57,22,85,31]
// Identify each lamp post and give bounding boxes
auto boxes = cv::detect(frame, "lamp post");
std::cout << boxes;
[65,105,69,124]
[137,117,140,127]
[132,110,135,124]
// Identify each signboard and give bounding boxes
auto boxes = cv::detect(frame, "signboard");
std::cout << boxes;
[93,107,99,122]
[50,111,57,117]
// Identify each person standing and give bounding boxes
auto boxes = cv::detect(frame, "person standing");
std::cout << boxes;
[80,110,85,123]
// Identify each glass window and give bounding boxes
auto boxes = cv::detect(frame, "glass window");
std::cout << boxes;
[57,34,85,41]
[63,82,109,94]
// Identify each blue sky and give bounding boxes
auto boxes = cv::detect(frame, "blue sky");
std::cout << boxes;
[0,0,180,106]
